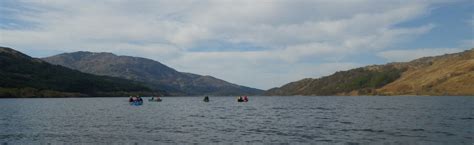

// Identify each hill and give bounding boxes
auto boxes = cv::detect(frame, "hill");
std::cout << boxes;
[0,46,159,98]
[43,51,263,96]
[377,49,474,95]
[266,48,474,96]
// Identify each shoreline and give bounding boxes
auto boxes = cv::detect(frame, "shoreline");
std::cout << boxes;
[1,95,472,99]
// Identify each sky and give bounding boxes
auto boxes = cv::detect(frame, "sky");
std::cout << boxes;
[0,0,473,90]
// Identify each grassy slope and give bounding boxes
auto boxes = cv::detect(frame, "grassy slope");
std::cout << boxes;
[377,49,474,95]
[266,48,474,96]
[266,65,404,96]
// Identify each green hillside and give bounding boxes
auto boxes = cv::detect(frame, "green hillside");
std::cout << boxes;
[0,46,160,97]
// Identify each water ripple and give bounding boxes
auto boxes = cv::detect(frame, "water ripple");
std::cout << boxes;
[0,96,472,144]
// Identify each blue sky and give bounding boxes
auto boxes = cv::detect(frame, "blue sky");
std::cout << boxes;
[0,0,473,89]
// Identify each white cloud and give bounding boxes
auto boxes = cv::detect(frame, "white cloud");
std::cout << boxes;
[377,48,466,62]
[0,0,452,89]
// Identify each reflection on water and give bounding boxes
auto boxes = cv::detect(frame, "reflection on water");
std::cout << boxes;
[0,96,472,144]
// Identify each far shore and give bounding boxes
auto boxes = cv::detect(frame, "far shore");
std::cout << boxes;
[1,95,472,99]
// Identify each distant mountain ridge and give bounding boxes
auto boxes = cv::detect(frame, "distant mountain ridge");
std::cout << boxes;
[266,48,474,96]
[0,46,158,97]
[43,51,263,96]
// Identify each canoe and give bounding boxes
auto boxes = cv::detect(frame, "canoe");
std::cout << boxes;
[149,99,162,102]
[237,100,248,102]
[130,101,143,106]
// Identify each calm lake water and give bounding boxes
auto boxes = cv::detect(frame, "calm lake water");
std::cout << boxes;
[0,96,473,144]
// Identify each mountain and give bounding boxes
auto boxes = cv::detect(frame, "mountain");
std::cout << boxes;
[43,51,263,96]
[0,46,159,98]
[266,48,474,96]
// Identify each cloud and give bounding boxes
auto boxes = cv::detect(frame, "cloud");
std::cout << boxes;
[0,0,454,89]
[377,48,466,62]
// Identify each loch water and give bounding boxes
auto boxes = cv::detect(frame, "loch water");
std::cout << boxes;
[0,96,473,144]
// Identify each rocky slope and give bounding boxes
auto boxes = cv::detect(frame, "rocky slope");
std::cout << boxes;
[43,51,263,96]
[266,48,474,96]
[0,47,158,97]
